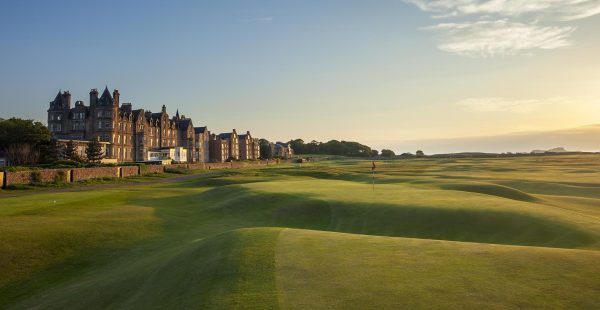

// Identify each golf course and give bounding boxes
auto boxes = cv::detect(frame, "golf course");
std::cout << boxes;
[1,155,600,309]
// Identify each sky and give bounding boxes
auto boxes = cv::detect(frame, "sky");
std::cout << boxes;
[1,0,599,153]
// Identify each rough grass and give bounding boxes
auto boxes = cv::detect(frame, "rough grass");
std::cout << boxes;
[1,155,600,309]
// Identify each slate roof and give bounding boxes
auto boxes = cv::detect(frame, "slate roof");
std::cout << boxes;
[218,133,233,140]
[177,118,192,130]
[194,126,207,134]
[98,86,113,105]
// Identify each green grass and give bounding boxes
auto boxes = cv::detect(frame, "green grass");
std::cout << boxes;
[1,155,600,309]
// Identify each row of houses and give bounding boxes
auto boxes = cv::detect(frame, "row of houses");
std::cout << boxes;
[47,87,265,163]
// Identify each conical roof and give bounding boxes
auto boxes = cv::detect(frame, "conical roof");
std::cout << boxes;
[99,86,113,105]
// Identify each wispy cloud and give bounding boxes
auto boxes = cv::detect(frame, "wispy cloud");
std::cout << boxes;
[406,0,600,57]
[406,0,600,21]
[457,97,567,113]
[238,17,274,23]
[426,20,574,57]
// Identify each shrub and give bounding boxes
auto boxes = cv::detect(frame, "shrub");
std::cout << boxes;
[165,166,191,175]
[31,171,42,183]
[54,170,67,184]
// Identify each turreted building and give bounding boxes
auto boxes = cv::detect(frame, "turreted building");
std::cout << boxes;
[47,87,277,163]
[47,87,200,163]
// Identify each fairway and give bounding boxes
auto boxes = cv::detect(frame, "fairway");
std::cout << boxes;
[1,155,600,309]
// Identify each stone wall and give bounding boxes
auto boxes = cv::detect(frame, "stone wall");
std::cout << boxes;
[72,167,120,182]
[120,166,139,178]
[144,165,164,175]
[187,163,207,170]
[4,169,71,187]
[1,160,282,188]
[207,162,232,170]
[170,164,189,169]
[5,171,33,186]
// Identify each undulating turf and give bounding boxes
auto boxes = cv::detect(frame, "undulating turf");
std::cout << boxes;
[1,155,599,309]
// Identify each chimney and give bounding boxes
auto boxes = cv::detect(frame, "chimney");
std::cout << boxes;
[113,89,120,106]
[90,89,98,106]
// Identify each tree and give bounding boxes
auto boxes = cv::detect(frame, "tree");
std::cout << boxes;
[416,150,425,157]
[0,118,51,165]
[380,149,395,158]
[259,139,273,159]
[63,140,80,161]
[371,149,379,157]
[85,139,104,163]
[39,139,59,164]
[288,139,306,154]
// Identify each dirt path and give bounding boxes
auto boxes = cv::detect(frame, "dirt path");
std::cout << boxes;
[0,172,216,199]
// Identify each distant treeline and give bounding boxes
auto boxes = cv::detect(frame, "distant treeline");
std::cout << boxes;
[288,139,376,158]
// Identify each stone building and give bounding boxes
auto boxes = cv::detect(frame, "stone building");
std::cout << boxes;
[209,134,229,162]
[194,126,210,163]
[47,87,197,163]
[274,142,294,159]
[238,131,260,160]
[47,87,278,164]
[217,130,239,160]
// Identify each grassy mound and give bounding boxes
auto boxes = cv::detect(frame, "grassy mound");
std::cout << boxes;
[438,182,539,202]
[1,155,600,308]
[276,228,600,309]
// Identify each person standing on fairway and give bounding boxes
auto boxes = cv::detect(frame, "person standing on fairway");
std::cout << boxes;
[371,161,376,191]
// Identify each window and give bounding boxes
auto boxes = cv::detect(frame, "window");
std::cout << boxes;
[57,114,62,120]
[97,121,102,129]
[97,111,102,118]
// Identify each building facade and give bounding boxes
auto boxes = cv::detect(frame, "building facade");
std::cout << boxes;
[274,142,294,159]
[238,131,261,160]
[48,87,198,163]
[194,126,210,163]
[47,87,288,164]
[217,130,239,160]
[209,134,229,162]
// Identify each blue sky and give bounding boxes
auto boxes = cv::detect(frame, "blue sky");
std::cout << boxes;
[1,0,599,152]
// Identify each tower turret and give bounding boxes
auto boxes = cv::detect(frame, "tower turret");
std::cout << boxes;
[61,91,71,110]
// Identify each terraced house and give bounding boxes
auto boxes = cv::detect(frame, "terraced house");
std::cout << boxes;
[47,87,206,163]
[47,87,273,163]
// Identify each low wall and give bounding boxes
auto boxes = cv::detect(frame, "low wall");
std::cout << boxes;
[144,165,164,175]
[72,167,120,182]
[120,166,139,178]
[1,160,283,188]
[4,169,71,187]
[207,162,232,170]
[171,164,188,169]
[187,163,207,170]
